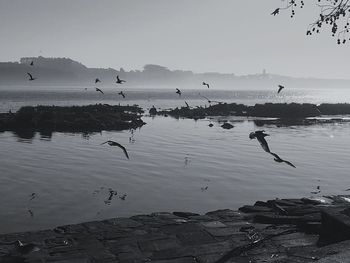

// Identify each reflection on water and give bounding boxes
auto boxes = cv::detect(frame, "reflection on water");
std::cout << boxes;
[1,116,350,234]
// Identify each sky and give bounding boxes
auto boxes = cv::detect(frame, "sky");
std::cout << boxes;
[0,0,349,79]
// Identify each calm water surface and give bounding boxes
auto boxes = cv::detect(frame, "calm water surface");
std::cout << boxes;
[1,87,350,234]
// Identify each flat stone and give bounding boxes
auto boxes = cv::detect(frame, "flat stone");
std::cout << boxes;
[172,212,200,218]
[200,221,227,228]
[204,227,238,237]
[320,207,350,243]
[103,218,142,228]
[138,238,180,252]
[239,205,273,214]
[149,257,197,263]
[253,213,303,225]
[177,230,215,245]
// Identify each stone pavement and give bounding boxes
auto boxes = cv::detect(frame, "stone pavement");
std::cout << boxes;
[1,195,350,263]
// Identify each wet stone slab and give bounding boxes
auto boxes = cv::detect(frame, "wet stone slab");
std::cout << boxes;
[1,196,350,262]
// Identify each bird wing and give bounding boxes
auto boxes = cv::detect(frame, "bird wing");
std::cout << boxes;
[199,94,210,101]
[100,141,109,145]
[113,142,130,159]
[27,73,33,79]
[96,88,104,94]
[271,8,279,15]
[283,159,296,168]
[270,152,280,159]
[185,101,189,108]
[257,136,270,153]
[117,75,120,81]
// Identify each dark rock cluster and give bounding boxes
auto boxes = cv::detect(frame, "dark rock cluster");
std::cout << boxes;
[156,102,350,119]
[0,104,146,133]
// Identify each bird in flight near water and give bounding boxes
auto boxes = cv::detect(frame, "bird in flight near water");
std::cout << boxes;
[100,140,129,159]
[95,87,104,94]
[249,130,271,153]
[27,73,36,81]
[176,88,182,97]
[270,152,296,168]
[95,78,101,84]
[271,8,280,16]
[118,91,126,98]
[202,82,210,88]
[116,75,126,84]
[277,85,284,94]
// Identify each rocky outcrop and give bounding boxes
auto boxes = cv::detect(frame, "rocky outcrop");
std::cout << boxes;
[0,104,145,133]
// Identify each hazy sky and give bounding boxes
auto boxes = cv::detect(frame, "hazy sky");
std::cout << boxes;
[0,0,349,78]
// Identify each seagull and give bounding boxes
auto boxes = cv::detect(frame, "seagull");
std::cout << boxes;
[118,91,126,98]
[29,193,37,201]
[271,8,280,16]
[100,140,129,159]
[277,85,284,94]
[249,130,271,153]
[202,82,210,88]
[27,73,36,81]
[270,152,296,168]
[198,93,221,104]
[95,78,101,84]
[176,88,181,97]
[30,61,34,66]
[116,75,126,84]
[95,87,104,94]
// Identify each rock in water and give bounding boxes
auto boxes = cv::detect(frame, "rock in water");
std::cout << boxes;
[221,123,234,129]
[149,107,157,115]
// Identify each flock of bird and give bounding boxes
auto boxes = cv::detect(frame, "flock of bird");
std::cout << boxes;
[26,60,295,168]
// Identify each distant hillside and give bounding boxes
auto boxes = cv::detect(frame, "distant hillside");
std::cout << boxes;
[0,56,349,89]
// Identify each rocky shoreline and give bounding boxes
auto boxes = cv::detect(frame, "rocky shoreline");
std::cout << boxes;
[0,104,146,134]
[1,195,350,262]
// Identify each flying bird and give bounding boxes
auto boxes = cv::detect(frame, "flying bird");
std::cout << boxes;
[277,85,284,94]
[100,140,129,159]
[30,61,34,66]
[116,75,126,84]
[118,91,126,98]
[198,93,221,104]
[95,87,104,94]
[185,101,190,108]
[270,152,296,168]
[27,73,36,81]
[95,78,101,84]
[249,130,271,153]
[202,82,210,88]
[176,88,182,97]
[271,8,280,16]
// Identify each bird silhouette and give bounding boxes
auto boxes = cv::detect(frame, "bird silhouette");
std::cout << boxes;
[27,73,36,81]
[249,130,270,153]
[30,61,34,66]
[277,85,284,94]
[116,75,126,84]
[176,88,182,97]
[202,82,210,88]
[118,91,126,98]
[95,78,101,84]
[270,152,296,168]
[198,93,221,104]
[100,140,129,159]
[271,8,280,16]
[185,101,190,108]
[95,87,104,94]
